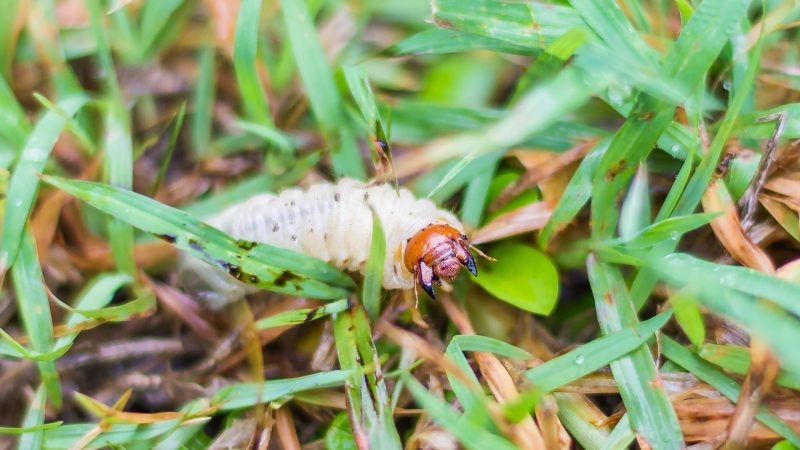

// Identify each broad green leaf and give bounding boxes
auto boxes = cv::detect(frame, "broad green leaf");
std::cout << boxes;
[472,242,559,315]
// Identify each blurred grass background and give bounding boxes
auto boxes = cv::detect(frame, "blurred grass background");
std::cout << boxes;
[1,0,800,448]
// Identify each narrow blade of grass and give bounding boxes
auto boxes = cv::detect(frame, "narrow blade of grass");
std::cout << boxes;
[587,256,683,449]
[403,374,518,450]
[43,175,354,299]
[506,311,670,421]
[385,28,538,56]
[0,96,87,274]
[362,210,386,320]
[334,305,402,449]
[280,0,365,179]
[254,298,349,330]
[10,229,60,406]
[212,370,354,411]
[17,385,47,450]
[87,0,136,275]
[538,139,608,247]
[699,344,800,390]
[234,0,273,126]
[190,37,216,158]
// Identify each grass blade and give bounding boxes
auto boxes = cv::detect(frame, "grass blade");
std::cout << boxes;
[10,229,60,406]
[16,385,47,450]
[0,96,87,274]
[42,175,354,298]
[280,0,365,179]
[587,256,683,449]
[362,210,386,320]
[234,0,272,126]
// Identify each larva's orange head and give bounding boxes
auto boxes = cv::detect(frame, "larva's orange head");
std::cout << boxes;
[403,224,478,299]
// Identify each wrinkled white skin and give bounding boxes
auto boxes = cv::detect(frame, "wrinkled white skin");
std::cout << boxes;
[178,178,463,309]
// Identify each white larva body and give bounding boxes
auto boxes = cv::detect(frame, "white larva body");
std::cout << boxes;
[178,178,464,308]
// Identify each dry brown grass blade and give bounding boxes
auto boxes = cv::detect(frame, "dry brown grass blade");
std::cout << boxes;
[490,140,596,212]
[208,417,258,450]
[741,112,786,230]
[702,179,775,272]
[440,295,547,450]
[276,407,303,450]
[471,201,551,245]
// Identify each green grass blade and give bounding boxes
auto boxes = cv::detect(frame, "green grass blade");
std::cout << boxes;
[53,272,137,348]
[213,370,354,411]
[662,336,800,446]
[280,0,365,179]
[403,374,518,450]
[538,140,607,247]
[254,299,349,329]
[190,37,216,158]
[87,0,136,275]
[362,210,386,320]
[17,385,47,450]
[506,311,670,421]
[600,414,635,450]
[334,306,402,449]
[618,163,651,240]
[386,28,538,56]
[0,96,86,274]
[644,253,800,374]
[0,74,30,153]
[699,344,800,390]
[151,102,187,196]
[432,0,585,50]
[137,0,185,59]
[42,175,354,298]
[568,0,657,64]
[234,0,272,126]
[587,256,683,449]
[11,229,60,406]
[553,393,610,450]
[524,311,670,393]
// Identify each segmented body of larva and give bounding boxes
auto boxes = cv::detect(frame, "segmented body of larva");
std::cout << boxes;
[177,178,473,309]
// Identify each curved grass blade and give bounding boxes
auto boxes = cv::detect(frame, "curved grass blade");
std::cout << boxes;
[507,311,671,421]
[0,95,87,274]
[386,28,538,56]
[403,374,518,450]
[11,229,60,406]
[42,175,354,299]
[538,139,608,247]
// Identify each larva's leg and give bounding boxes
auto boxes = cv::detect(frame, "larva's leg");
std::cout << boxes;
[416,260,436,300]
[452,240,478,276]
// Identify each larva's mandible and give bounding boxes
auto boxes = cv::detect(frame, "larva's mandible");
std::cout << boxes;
[178,178,480,309]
